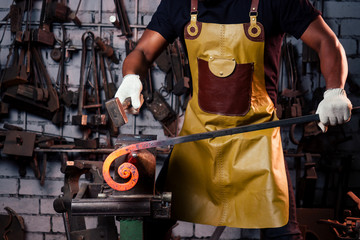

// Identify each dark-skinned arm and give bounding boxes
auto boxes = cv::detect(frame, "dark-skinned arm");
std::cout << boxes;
[122,29,169,79]
[300,15,348,89]
[301,15,352,130]
[114,29,169,109]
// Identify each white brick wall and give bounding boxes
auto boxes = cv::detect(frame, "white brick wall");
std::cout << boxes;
[0,197,39,214]
[52,216,65,233]
[0,179,18,194]
[23,215,52,232]
[19,179,63,196]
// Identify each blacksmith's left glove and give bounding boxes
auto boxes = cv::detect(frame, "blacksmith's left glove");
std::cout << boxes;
[316,88,352,132]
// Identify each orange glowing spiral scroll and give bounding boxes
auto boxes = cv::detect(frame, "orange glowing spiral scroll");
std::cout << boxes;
[102,144,140,191]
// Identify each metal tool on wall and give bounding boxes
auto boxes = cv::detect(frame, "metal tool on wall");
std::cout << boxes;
[52,25,68,125]
[95,37,119,100]
[2,46,61,123]
[1,43,28,89]
[32,0,54,46]
[72,31,108,148]
[45,0,82,26]
[10,0,29,42]
[113,0,132,38]
[53,32,79,109]
[72,31,106,128]
[96,38,120,137]
[278,37,304,120]
[0,123,69,180]
[103,107,359,192]
[0,207,25,240]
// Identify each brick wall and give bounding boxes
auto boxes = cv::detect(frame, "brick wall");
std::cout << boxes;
[0,0,360,240]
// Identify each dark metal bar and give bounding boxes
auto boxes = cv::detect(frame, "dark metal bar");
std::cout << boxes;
[71,196,151,216]
[121,107,360,152]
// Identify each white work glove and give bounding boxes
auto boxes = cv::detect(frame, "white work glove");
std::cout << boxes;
[315,88,352,132]
[115,74,143,109]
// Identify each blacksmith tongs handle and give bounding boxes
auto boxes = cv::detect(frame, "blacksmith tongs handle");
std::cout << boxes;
[103,106,360,191]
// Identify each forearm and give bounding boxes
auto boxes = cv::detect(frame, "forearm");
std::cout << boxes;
[318,38,348,89]
[122,48,152,80]
[115,29,168,109]
[122,29,168,80]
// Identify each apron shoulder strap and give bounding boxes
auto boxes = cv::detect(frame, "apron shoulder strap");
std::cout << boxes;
[190,0,198,13]
[191,0,258,15]
[250,0,259,14]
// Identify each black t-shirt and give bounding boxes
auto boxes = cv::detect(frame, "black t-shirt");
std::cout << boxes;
[147,0,320,104]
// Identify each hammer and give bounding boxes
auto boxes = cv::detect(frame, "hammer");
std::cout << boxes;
[105,95,144,127]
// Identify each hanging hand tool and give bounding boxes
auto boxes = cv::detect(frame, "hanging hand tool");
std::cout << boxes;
[72,31,90,125]
[2,46,60,123]
[104,58,118,98]
[10,0,28,36]
[67,0,83,26]
[95,37,119,64]
[52,25,69,125]
[31,46,60,113]
[72,32,106,148]
[96,37,118,100]
[113,0,132,38]
[103,107,359,192]
[45,0,81,26]
[32,0,54,46]
[97,39,120,137]
[53,32,78,108]
[2,1,32,89]
[72,31,106,127]
[1,43,28,88]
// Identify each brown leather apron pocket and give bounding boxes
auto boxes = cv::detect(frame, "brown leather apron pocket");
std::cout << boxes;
[198,58,253,116]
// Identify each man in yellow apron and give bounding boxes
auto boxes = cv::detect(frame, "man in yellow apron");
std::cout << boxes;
[115,0,352,238]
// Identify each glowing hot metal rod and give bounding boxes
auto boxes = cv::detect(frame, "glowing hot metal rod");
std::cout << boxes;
[102,112,349,192]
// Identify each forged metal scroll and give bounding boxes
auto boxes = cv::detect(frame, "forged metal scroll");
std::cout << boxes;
[102,141,161,191]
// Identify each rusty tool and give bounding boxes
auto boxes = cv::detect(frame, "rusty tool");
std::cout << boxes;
[32,0,54,46]
[105,98,128,127]
[3,130,37,157]
[72,31,106,127]
[1,44,28,88]
[95,37,119,64]
[103,107,360,192]
[105,96,143,127]
[113,0,132,37]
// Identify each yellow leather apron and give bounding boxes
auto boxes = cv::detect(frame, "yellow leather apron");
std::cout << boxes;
[165,0,289,228]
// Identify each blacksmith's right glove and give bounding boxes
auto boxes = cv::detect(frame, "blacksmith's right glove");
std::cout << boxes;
[115,74,143,110]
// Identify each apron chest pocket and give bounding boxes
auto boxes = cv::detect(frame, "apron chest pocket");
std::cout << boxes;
[198,58,253,116]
